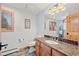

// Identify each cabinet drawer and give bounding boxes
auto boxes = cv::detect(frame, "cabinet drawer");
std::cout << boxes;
[52,49,66,56]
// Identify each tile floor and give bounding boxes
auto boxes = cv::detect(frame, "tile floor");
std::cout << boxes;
[4,47,36,56]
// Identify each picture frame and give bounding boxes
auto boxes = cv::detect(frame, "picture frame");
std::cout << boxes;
[49,21,56,31]
[1,9,14,32]
[25,19,31,29]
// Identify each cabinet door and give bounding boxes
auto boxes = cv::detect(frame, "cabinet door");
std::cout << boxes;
[35,40,40,56]
[40,43,51,56]
[66,15,79,41]
[52,49,66,56]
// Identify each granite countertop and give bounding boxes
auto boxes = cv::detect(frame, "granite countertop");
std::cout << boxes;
[35,37,79,56]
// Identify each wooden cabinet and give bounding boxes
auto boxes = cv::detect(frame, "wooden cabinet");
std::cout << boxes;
[52,49,66,56]
[35,39,66,56]
[40,43,51,56]
[35,40,40,56]
[66,13,79,41]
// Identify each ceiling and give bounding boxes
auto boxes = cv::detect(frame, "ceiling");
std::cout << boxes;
[2,3,79,16]
[54,3,79,19]
[2,3,51,14]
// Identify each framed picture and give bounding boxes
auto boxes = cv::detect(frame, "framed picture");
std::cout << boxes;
[25,19,31,29]
[1,9,14,32]
[49,21,56,31]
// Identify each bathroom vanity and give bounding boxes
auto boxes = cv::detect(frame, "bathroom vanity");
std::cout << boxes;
[35,37,79,56]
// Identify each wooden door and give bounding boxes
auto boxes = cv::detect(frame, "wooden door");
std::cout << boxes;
[40,43,51,56]
[66,15,79,41]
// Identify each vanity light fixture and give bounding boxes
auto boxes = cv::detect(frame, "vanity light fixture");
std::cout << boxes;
[48,3,66,15]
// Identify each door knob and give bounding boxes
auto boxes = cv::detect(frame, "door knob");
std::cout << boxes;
[67,33,69,35]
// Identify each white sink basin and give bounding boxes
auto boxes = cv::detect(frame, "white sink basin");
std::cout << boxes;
[45,40,58,44]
